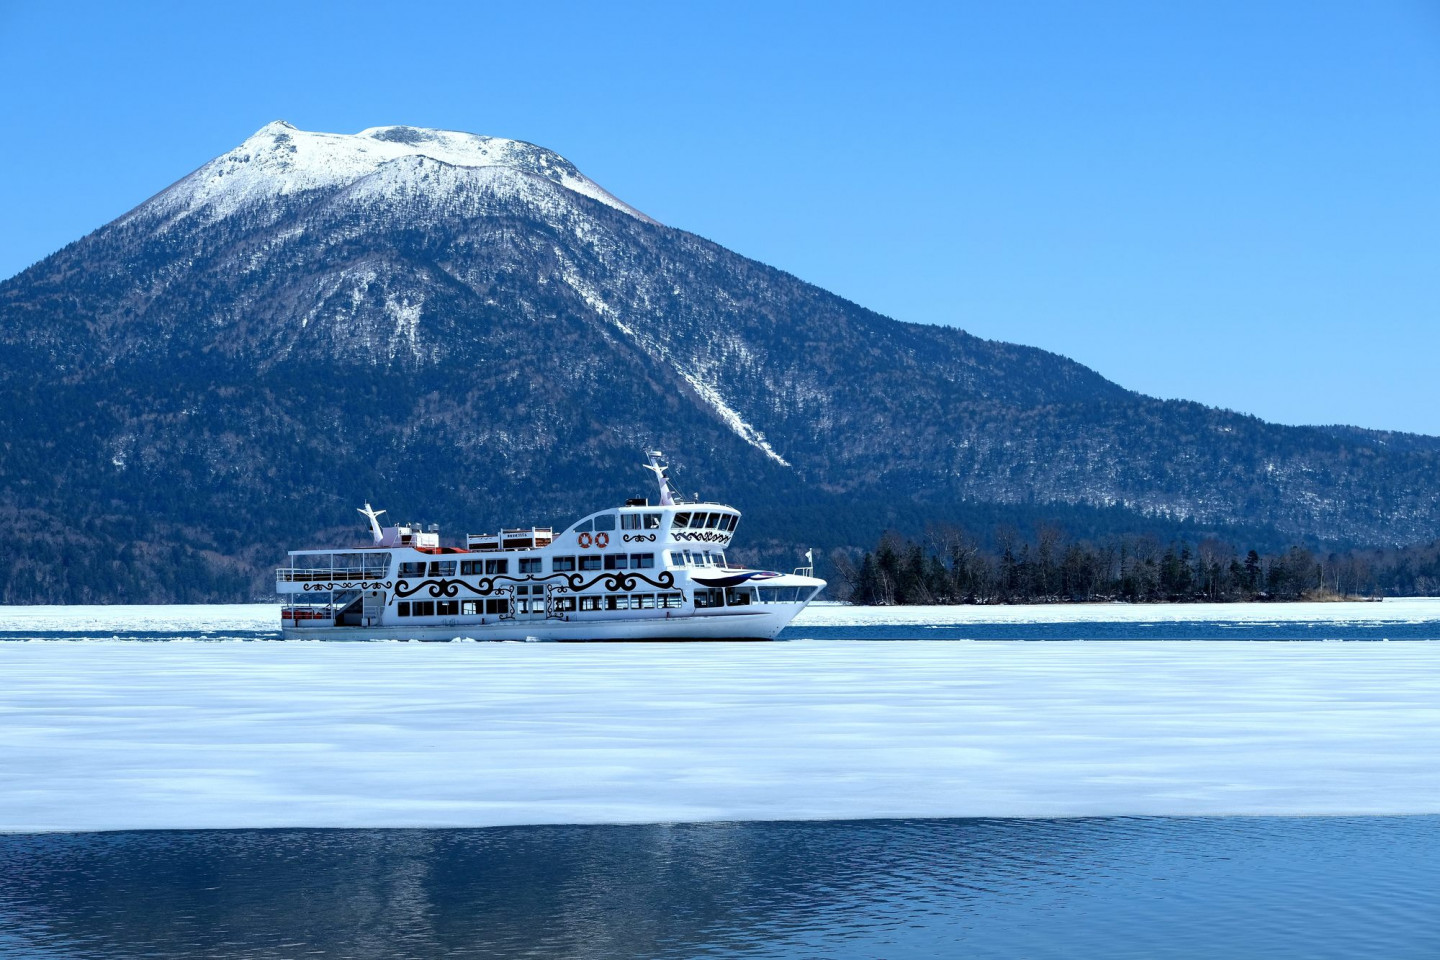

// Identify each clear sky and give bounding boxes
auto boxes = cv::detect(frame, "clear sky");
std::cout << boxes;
[3,1,1438,433]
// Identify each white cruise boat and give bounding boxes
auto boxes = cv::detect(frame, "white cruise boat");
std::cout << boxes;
[277,453,826,640]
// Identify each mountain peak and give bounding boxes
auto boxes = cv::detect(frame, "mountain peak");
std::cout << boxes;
[135,121,653,224]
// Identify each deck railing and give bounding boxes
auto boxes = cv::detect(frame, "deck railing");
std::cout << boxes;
[276,566,385,583]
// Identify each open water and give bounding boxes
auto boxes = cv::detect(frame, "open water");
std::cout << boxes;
[1,817,1436,959]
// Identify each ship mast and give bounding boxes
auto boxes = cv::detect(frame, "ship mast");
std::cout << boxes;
[642,451,676,506]
[357,502,387,545]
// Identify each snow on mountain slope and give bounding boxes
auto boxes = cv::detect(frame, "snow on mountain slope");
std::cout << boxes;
[134,121,653,224]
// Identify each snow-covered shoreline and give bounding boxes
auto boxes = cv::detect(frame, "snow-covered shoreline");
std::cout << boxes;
[2,638,1436,833]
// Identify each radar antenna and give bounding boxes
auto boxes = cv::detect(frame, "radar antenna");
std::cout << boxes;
[642,451,676,507]
[358,502,387,545]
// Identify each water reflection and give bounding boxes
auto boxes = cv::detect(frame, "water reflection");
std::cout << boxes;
[1,818,1435,959]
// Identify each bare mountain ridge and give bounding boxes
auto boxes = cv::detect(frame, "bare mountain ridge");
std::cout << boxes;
[0,122,1435,601]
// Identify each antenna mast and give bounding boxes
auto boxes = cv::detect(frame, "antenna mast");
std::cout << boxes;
[357,502,387,545]
[642,451,676,506]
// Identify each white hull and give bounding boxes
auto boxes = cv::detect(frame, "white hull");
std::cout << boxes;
[281,606,797,642]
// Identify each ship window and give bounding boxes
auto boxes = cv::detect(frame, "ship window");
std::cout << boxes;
[635,594,656,609]
[605,595,628,611]
[758,588,778,604]
[579,596,601,612]
[399,562,425,577]
[573,518,594,533]
[604,554,628,570]
[552,556,576,572]
[594,513,616,532]
[643,513,661,529]
[437,600,459,616]
[460,560,482,576]
[694,588,724,608]
[428,561,456,577]
[621,514,642,530]
[580,555,602,571]
[397,602,411,616]
[705,514,722,529]
[673,513,691,528]
[485,559,508,575]
[462,601,480,616]
[660,593,684,608]
[631,553,655,569]
[723,515,738,531]
[519,558,542,574]
[554,597,576,612]
[485,598,509,615]
[415,601,436,617]
[725,587,753,606]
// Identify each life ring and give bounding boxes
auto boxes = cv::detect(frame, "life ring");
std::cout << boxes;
[578,532,592,548]
[595,532,609,548]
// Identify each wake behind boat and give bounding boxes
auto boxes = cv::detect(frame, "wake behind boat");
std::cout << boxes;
[276,453,825,640]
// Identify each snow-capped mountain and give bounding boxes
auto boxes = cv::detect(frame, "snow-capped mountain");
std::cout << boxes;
[134,120,652,224]
[2,122,1438,602]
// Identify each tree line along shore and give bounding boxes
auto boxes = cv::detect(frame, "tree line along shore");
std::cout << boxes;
[834,526,1440,605]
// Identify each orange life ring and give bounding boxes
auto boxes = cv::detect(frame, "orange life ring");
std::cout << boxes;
[595,532,609,548]
[578,532,592,548]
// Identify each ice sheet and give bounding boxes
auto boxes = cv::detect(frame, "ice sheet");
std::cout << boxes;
[0,604,278,634]
[796,597,1440,626]
[2,639,1437,832]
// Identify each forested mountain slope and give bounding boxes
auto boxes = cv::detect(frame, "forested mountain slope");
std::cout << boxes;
[1,122,1435,601]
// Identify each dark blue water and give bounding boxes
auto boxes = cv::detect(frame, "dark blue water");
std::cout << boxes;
[0,818,1435,959]
[779,618,1440,642]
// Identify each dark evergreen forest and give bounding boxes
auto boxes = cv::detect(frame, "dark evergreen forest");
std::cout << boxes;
[839,525,1440,605]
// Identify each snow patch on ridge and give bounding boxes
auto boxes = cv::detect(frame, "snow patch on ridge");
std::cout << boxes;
[386,293,423,360]
[553,259,791,468]
[677,369,791,467]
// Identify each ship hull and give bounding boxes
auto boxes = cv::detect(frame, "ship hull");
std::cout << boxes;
[280,607,799,642]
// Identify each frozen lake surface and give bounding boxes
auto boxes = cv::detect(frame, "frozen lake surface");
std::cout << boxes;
[2,603,1438,833]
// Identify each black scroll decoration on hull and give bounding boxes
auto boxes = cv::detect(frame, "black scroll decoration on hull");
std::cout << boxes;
[391,570,678,603]
[302,580,393,592]
[671,531,731,544]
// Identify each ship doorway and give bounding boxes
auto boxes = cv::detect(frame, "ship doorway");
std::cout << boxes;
[515,584,545,621]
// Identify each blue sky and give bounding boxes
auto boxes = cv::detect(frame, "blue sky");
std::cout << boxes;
[3,1,1438,433]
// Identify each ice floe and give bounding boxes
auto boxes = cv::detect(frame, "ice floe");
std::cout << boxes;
[1,637,1436,832]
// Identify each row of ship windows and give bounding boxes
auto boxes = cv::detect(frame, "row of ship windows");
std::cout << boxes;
[574,513,662,533]
[672,512,738,531]
[396,593,688,618]
[399,554,659,578]
[569,512,738,533]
